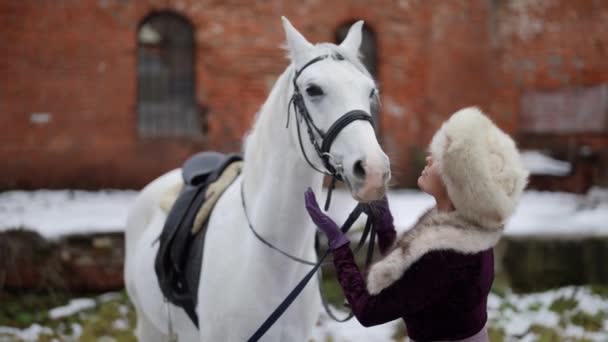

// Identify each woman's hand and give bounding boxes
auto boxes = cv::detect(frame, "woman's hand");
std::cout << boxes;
[369,196,396,232]
[304,188,349,250]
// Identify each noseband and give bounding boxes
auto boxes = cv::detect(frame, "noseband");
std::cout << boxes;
[287,53,375,209]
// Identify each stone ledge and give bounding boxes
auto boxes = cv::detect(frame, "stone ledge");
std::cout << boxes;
[2,230,607,294]
[0,230,124,292]
[499,237,608,293]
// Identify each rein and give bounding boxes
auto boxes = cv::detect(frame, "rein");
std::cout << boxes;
[245,53,379,341]
[240,182,316,266]
[247,202,376,342]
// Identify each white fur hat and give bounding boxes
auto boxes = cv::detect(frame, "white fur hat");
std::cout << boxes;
[429,107,529,228]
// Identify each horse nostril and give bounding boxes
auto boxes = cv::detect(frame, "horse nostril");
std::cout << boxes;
[353,160,366,180]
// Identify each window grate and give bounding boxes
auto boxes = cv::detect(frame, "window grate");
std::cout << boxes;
[137,13,202,138]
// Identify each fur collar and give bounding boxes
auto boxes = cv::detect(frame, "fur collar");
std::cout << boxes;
[366,208,503,295]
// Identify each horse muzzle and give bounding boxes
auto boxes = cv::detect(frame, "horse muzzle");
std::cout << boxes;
[348,157,391,202]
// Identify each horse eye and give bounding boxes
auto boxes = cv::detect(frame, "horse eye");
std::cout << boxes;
[369,88,377,98]
[306,85,324,97]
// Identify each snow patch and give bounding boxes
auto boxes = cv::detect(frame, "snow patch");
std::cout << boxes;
[0,190,137,239]
[98,292,122,303]
[0,324,53,341]
[49,298,97,319]
[490,286,608,341]
[311,307,401,342]
[70,323,83,339]
[112,319,129,330]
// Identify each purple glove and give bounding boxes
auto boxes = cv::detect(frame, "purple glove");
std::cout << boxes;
[369,196,395,232]
[304,188,349,250]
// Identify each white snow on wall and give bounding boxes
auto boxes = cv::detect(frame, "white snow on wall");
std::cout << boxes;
[0,190,137,239]
[520,150,571,176]
[0,187,607,239]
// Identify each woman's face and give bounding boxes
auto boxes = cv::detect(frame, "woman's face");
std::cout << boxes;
[417,156,448,198]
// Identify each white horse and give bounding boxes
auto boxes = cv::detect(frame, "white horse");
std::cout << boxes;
[124,17,391,341]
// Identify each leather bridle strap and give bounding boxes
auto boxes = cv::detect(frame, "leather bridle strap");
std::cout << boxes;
[288,53,375,209]
[293,54,332,84]
[240,181,317,266]
[320,109,373,174]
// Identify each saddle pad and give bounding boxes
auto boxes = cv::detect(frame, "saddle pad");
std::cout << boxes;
[159,161,243,234]
[154,152,242,328]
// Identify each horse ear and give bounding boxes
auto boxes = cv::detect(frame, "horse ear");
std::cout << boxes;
[339,20,364,56]
[281,16,314,66]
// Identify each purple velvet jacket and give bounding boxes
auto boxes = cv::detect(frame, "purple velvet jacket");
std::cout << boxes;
[332,209,498,342]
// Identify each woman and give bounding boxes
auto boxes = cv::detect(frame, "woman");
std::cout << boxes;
[305,107,529,342]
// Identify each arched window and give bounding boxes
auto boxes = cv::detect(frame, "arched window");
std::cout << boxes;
[137,13,202,137]
[335,22,378,78]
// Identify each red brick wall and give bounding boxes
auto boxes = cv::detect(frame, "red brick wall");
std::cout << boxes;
[1,0,607,189]
[494,0,608,187]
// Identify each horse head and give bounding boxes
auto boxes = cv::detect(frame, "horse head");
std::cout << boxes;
[282,17,391,202]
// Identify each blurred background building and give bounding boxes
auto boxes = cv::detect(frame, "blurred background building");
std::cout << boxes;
[2,2,608,340]
[1,0,607,190]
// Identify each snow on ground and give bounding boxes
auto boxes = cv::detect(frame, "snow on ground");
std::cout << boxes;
[311,309,401,342]
[0,324,53,341]
[0,181,605,340]
[0,187,607,239]
[48,298,96,320]
[2,286,607,341]
[488,286,608,341]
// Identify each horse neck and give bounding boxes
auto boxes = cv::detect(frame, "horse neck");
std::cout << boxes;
[242,67,324,254]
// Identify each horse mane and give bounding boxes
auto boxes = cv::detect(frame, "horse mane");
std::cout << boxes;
[242,63,295,167]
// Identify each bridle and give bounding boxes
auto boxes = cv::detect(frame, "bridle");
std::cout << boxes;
[287,52,375,209]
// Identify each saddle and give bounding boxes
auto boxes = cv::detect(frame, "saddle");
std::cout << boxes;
[154,151,243,328]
